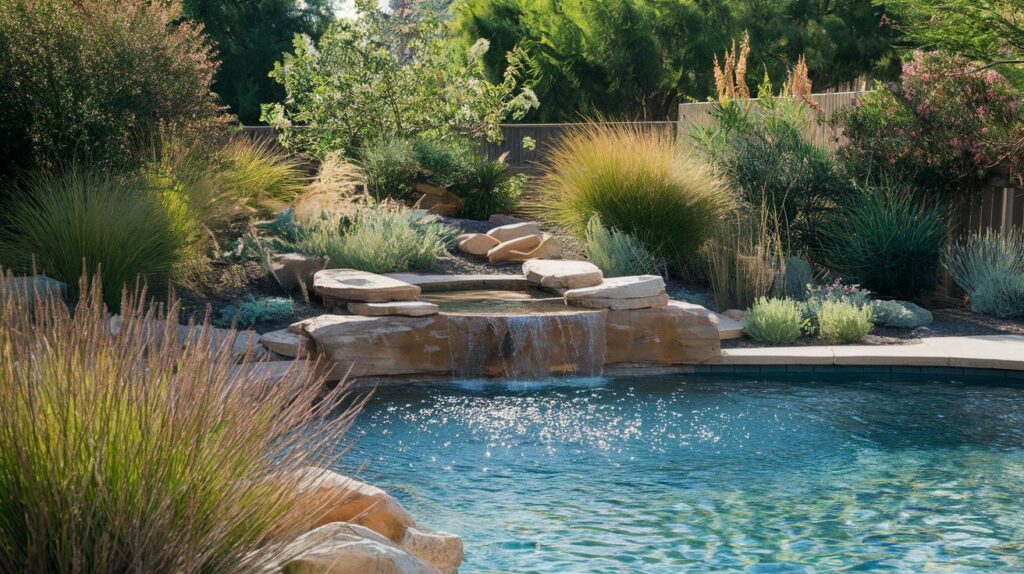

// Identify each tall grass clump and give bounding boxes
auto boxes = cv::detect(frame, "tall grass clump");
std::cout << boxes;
[0,274,362,573]
[0,167,188,310]
[817,299,874,343]
[704,209,782,310]
[818,183,946,299]
[535,123,735,264]
[585,215,660,277]
[947,229,1024,317]
[219,138,309,215]
[289,203,456,273]
[744,297,806,344]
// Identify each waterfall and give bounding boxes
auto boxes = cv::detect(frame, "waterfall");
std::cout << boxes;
[446,311,606,380]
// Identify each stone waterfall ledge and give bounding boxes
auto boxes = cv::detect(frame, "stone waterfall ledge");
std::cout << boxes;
[290,301,720,380]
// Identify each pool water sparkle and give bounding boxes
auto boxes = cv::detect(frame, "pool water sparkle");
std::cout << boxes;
[336,376,1024,573]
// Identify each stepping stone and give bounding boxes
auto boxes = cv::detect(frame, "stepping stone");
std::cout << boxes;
[564,275,665,301]
[348,301,439,317]
[259,328,313,358]
[314,269,421,303]
[570,291,669,310]
[523,259,603,290]
[456,233,500,256]
[486,222,541,242]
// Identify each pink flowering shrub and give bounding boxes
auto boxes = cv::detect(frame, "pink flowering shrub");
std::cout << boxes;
[836,51,1023,194]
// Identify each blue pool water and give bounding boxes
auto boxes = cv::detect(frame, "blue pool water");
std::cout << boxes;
[335,376,1024,573]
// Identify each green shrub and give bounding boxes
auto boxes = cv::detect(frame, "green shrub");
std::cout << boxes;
[0,167,189,310]
[0,0,221,174]
[744,297,807,345]
[362,139,419,201]
[803,278,872,333]
[970,270,1024,318]
[776,255,813,300]
[817,300,873,343]
[871,299,933,329]
[818,183,946,299]
[946,228,1024,295]
[535,123,735,264]
[0,275,357,573]
[412,137,477,189]
[458,158,525,220]
[216,296,294,327]
[585,216,660,277]
[288,203,456,273]
[692,96,851,251]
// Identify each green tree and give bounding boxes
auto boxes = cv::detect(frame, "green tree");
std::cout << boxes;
[261,0,538,158]
[181,0,336,124]
[451,0,897,121]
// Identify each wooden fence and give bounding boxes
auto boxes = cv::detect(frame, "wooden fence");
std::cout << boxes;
[676,91,863,151]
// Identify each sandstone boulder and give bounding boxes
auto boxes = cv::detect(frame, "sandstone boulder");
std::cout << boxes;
[486,234,542,264]
[488,214,528,226]
[456,233,500,256]
[314,270,421,303]
[401,527,464,574]
[486,233,561,264]
[523,259,603,290]
[570,292,669,310]
[604,301,720,366]
[348,301,439,317]
[278,522,439,574]
[286,467,417,543]
[485,221,541,242]
[564,275,666,301]
[259,328,313,358]
[271,253,328,295]
[413,182,463,217]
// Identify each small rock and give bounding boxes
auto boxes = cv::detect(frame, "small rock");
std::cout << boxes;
[278,522,439,574]
[401,527,464,574]
[456,233,500,256]
[722,309,747,322]
[564,275,666,301]
[568,291,669,310]
[414,183,463,217]
[348,301,439,317]
[486,234,542,264]
[314,269,421,303]
[271,253,328,295]
[488,214,528,226]
[523,259,603,290]
[259,328,313,358]
[486,222,541,242]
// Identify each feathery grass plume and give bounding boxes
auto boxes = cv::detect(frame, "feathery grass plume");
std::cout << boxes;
[713,33,751,101]
[293,153,369,221]
[785,55,814,105]
[532,122,735,266]
[0,272,365,573]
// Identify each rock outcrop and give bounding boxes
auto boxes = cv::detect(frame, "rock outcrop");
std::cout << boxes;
[522,259,603,290]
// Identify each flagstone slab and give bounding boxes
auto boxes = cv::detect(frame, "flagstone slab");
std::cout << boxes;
[523,259,603,290]
[314,269,421,303]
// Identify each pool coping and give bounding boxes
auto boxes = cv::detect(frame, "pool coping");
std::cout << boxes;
[705,335,1024,371]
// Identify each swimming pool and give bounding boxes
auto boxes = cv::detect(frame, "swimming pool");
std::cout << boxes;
[336,375,1024,572]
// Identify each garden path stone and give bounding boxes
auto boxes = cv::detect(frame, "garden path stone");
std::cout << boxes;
[314,269,421,303]
[523,259,603,290]
[485,221,541,242]
[348,301,439,317]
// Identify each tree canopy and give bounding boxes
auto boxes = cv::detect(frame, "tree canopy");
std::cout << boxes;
[450,0,898,121]
[181,0,336,124]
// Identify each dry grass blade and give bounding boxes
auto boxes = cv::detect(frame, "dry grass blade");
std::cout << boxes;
[0,272,365,574]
